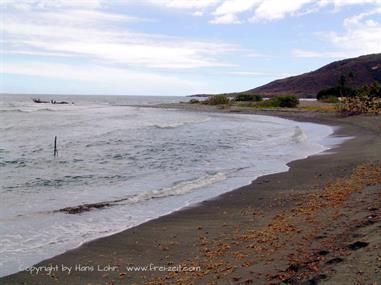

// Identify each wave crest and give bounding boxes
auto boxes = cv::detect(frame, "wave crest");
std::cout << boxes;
[291,126,308,143]
[152,117,210,129]
[56,172,226,214]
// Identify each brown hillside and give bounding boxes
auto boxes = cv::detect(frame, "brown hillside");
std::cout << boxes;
[247,53,381,97]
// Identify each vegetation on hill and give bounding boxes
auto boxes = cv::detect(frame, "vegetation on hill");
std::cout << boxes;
[188,54,381,114]
[313,69,381,114]
[241,54,381,97]
[316,86,356,100]
[316,72,357,100]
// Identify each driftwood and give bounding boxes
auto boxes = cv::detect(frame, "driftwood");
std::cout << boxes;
[32,98,71,104]
[56,196,132,214]
[57,202,112,214]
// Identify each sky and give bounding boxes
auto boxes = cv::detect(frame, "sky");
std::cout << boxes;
[1,0,381,96]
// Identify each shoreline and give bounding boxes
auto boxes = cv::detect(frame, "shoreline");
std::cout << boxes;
[2,106,381,284]
[1,111,337,278]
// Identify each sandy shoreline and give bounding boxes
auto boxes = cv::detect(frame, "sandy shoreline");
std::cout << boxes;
[2,106,381,284]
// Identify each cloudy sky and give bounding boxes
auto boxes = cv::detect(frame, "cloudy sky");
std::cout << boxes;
[1,0,381,95]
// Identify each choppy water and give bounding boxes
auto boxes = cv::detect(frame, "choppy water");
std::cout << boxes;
[0,95,341,276]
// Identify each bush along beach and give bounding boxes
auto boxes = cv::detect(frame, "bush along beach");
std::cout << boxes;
[258,96,300,108]
[193,94,299,108]
[338,96,381,115]
[235,94,263,102]
[317,81,381,115]
[337,82,381,115]
[314,72,381,115]
[203,95,230,105]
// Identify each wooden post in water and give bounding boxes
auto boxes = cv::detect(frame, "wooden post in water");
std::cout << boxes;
[54,136,58,157]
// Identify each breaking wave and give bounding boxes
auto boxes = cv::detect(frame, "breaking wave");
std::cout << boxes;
[55,172,227,214]
[292,126,308,143]
[152,117,210,129]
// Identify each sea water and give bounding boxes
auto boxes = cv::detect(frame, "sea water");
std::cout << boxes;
[0,94,341,276]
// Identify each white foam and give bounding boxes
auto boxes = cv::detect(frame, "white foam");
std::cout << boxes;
[131,172,226,201]
[292,126,308,143]
[151,117,210,129]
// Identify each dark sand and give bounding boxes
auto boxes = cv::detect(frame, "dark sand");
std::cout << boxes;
[2,106,381,285]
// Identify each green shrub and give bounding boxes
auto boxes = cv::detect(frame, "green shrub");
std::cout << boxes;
[278,96,299,107]
[271,96,299,108]
[317,87,338,100]
[357,81,381,98]
[204,95,230,105]
[257,96,299,108]
[317,86,356,100]
[235,94,263,102]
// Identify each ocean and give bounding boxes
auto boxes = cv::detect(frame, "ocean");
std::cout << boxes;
[0,94,341,276]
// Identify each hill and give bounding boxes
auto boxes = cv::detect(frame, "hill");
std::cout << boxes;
[243,53,381,97]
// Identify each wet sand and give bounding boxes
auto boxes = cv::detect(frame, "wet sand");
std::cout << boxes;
[2,107,381,285]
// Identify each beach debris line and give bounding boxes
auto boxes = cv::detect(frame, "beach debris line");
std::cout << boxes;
[54,136,58,157]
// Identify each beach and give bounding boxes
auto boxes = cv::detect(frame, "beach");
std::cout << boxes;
[1,106,381,285]
[3,1,381,283]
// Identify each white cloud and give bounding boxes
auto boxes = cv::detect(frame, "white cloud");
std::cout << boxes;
[0,61,206,94]
[325,7,381,56]
[293,7,381,58]
[318,0,381,8]
[127,0,222,19]
[1,6,238,69]
[327,16,381,55]
[228,71,267,76]
[0,0,244,94]
[246,52,268,57]
[192,11,204,16]
[250,0,314,21]
[292,49,349,58]
[154,0,221,9]
[40,9,151,24]
[210,13,242,24]
[213,0,260,15]
[1,49,74,57]
[342,7,381,26]
[1,61,179,83]
[144,0,381,24]
[0,0,102,10]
